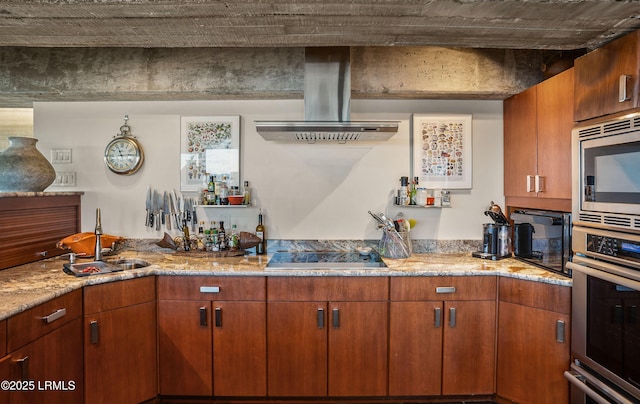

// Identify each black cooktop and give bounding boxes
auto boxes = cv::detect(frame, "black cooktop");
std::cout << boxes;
[266,251,386,269]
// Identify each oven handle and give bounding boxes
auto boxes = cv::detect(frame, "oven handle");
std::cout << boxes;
[565,364,636,404]
[568,259,640,291]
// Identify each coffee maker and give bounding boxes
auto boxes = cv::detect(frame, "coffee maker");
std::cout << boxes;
[472,201,511,260]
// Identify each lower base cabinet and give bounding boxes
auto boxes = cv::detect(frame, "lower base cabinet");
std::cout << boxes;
[496,277,571,404]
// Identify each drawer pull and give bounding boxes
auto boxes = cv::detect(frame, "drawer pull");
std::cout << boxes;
[449,307,457,328]
[90,320,99,344]
[619,74,631,102]
[332,308,340,328]
[436,286,456,294]
[556,320,565,343]
[42,308,67,324]
[200,286,220,293]
[15,356,29,381]
[434,307,442,328]
[317,308,324,329]
[199,306,208,327]
[215,307,222,328]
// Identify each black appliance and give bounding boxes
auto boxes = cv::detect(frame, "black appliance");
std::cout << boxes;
[473,201,511,260]
[511,209,572,277]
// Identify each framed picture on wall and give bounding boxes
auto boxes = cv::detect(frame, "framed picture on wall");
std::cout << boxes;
[412,113,473,189]
[180,115,241,192]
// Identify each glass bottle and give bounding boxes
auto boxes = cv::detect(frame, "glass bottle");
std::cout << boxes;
[243,180,251,205]
[218,221,226,250]
[219,176,229,205]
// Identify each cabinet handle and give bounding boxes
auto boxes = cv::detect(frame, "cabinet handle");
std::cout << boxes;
[215,307,222,327]
[619,74,631,102]
[317,308,324,329]
[436,286,456,294]
[200,286,220,293]
[199,306,208,327]
[14,356,29,381]
[526,175,535,193]
[615,304,624,324]
[90,320,99,344]
[434,307,442,328]
[42,308,66,324]
[629,305,637,324]
[332,308,340,328]
[556,320,565,343]
[534,175,544,193]
[449,307,457,328]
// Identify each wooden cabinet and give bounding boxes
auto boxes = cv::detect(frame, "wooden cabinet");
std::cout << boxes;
[157,276,267,397]
[496,277,571,404]
[3,289,83,404]
[389,276,497,396]
[267,277,388,397]
[0,194,82,270]
[83,277,157,404]
[503,68,574,212]
[574,30,640,122]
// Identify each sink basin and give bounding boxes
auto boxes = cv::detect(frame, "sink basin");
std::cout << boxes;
[106,259,151,270]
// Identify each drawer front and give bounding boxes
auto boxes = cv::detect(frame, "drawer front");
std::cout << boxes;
[158,276,265,301]
[498,277,571,314]
[267,277,388,301]
[84,276,156,314]
[7,288,82,352]
[390,276,497,301]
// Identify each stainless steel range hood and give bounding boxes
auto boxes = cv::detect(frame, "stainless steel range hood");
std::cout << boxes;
[255,47,398,143]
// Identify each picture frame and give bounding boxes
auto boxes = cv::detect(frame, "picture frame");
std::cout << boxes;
[180,115,241,192]
[411,113,473,189]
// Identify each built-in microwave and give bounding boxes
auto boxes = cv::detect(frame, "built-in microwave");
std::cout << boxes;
[573,111,640,234]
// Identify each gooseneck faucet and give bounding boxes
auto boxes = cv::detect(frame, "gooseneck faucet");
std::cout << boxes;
[94,208,103,261]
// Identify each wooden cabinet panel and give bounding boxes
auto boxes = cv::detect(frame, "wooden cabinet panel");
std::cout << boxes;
[499,276,571,314]
[0,195,81,270]
[497,301,570,404]
[442,300,496,395]
[389,301,442,396]
[267,301,327,397]
[7,289,82,352]
[267,276,388,301]
[158,300,212,396]
[157,275,265,301]
[0,355,10,404]
[1,319,7,356]
[213,301,267,396]
[6,317,83,404]
[328,301,388,397]
[574,30,640,122]
[84,276,155,314]
[390,275,497,301]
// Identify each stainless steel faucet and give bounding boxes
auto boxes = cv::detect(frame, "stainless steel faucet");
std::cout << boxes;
[94,208,103,261]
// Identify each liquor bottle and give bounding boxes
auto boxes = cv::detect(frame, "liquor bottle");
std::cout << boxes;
[219,176,229,205]
[243,180,251,205]
[218,221,226,250]
[228,224,239,251]
[206,175,216,205]
[256,209,266,255]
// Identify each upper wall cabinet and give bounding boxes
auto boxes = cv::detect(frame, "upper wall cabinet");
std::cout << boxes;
[574,30,640,122]
[504,68,574,212]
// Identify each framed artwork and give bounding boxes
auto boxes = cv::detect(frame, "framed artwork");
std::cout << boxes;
[412,113,473,189]
[180,115,240,192]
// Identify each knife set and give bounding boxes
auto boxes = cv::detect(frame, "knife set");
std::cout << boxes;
[145,186,198,233]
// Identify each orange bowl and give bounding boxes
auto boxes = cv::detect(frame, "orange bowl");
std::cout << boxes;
[228,195,244,205]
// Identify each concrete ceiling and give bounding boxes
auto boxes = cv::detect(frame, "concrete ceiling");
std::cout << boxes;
[0,0,639,50]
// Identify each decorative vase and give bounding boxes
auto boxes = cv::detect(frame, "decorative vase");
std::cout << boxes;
[0,137,56,192]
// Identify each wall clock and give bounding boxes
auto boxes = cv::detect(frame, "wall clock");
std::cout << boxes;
[104,115,144,175]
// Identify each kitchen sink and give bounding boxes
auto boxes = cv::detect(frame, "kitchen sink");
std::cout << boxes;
[106,258,151,270]
[64,258,151,276]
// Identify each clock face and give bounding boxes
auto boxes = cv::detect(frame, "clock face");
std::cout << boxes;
[104,137,144,175]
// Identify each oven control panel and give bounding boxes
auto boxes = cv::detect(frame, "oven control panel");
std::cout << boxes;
[586,233,640,262]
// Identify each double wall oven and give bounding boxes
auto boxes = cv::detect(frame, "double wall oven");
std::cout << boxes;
[567,111,640,403]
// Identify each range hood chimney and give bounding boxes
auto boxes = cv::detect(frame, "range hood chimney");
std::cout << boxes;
[255,47,398,143]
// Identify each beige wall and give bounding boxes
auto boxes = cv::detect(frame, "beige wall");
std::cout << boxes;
[0,108,33,151]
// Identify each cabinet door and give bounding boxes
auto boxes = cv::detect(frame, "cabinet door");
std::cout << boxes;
[442,300,496,395]
[504,85,538,198]
[5,317,83,404]
[267,302,327,397]
[389,301,443,396]
[328,301,388,397]
[84,301,157,404]
[574,30,640,121]
[497,301,570,404]
[158,300,212,396]
[536,68,574,200]
[213,301,266,396]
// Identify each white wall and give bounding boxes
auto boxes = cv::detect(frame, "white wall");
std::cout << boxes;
[34,99,504,241]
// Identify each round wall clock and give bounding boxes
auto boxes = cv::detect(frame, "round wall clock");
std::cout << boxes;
[103,116,144,175]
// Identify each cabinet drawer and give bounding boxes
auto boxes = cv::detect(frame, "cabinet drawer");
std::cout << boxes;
[7,288,82,352]
[390,276,497,301]
[499,277,571,314]
[158,276,265,301]
[0,320,6,357]
[84,276,155,314]
[267,277,388,301]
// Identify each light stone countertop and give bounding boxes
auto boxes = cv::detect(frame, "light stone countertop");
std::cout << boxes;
[0,250,571,322]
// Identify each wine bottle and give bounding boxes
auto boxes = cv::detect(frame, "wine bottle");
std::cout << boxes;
[256,210,266,255]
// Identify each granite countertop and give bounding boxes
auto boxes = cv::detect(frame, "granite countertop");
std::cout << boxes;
[0,249,571,322]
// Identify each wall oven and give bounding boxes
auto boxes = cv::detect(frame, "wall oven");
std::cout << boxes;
[566,226,640,403]
[573,112,640,234]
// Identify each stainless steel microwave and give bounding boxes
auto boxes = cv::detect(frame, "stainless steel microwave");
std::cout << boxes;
[572,112,640,234]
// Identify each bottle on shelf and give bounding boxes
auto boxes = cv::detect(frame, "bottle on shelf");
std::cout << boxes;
[206,175,216,205]
[218,221,226,250]
[243,180,251,205]
[256,209,266,255]
[219,176,229,205]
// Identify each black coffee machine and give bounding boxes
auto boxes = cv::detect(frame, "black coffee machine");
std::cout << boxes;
[472,201,511,260]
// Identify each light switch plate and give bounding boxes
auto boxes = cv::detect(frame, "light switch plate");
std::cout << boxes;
[51,148,72,164]
[52,172,76,187]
